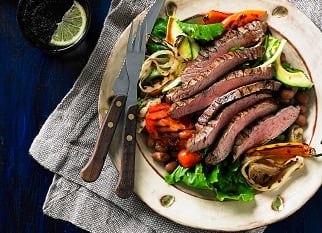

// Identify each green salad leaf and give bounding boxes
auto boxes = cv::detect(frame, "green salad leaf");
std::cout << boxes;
[165,159,255,201]
[151,17,168,38]
[177,21,224,41]
[165,163,209,189]
[213,160,255,201]
[137,97,144,110]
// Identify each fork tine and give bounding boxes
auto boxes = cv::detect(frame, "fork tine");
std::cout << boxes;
[134,21,142,52]
[127,22,134,52]
[140,21,147,52]
[126,19,147,76]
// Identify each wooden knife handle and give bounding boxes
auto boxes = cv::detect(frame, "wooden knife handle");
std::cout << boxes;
[80,95,127,182]
[115,104,137,198]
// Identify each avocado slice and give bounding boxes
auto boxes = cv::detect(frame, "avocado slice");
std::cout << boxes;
[189,37,200,59]
[275,55,313,89]
[176,36,192,60]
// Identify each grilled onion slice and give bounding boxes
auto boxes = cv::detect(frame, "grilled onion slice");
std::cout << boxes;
[241,155,304,191]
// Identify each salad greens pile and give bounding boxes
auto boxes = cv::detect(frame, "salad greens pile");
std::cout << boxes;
[177,20,224,41]
[165,158,255,201]
[147,17,224,53]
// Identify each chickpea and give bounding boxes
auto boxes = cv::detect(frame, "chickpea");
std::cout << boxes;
[165,161,178,173]
[280,89,296,100]
[154,141,168,152]
[295,114,307,127]
[295,91,310,105]
[151,152,171,163]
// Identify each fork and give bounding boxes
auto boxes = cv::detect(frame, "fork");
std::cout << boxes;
[114,21,147,198]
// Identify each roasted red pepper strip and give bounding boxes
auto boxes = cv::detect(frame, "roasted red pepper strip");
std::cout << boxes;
[145,103,195,151]
[222,10,267,30]
[145,103,171,135]
[145,103,194,141]
[245,142,316,158]
[202,10,232,24]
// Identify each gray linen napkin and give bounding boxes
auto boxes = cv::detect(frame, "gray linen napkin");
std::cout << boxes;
[30,0,322,232]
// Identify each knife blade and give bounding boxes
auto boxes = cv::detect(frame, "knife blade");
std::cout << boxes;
[114,0,164,198]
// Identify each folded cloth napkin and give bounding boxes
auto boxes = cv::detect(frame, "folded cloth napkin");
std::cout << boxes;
[30,0,322,232]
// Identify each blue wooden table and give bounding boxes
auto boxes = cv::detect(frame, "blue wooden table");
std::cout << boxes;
[0,1,321,232]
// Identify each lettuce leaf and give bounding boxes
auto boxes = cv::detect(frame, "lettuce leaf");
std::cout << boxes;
[165,159,255,202]
[151,17,168,39]
[177,21,224,41]
[165,163,210,189]
[212,160,255,201]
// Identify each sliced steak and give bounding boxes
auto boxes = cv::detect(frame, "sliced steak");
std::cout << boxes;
[169,66,274,118]
[205,99,279,166]
[232,105,301,161]
[181,21,268,83]
[186,92,272,152]
[166,44,264,103]
[196,80,282,130]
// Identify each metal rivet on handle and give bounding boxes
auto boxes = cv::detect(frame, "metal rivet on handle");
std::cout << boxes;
[116,100,122,107]
[107,122,114,128]
[126,135,133,141]
[128,114,135,120]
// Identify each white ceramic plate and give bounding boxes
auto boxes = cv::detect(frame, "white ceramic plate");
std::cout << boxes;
[99,0,322,231]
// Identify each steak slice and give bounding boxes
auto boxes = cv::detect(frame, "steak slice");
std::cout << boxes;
[181,21,268,83]
[169,66,274,118]
[232,105,301,161]
[205,99,279,166]
[196,80,282,130]
[166,44,264,103]
[186,92,272,152]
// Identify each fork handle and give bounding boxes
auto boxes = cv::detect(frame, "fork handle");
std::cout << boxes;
[80,95,127,182]
[115,104,137,198]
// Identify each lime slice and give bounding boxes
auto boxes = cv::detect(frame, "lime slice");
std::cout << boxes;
[50,1,87,46]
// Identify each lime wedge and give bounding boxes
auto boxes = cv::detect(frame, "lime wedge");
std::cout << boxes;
[50,1,87,46]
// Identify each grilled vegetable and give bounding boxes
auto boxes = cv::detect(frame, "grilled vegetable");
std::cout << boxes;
[202,10,232,24]
[241,155,304,191]
[144,103,195,149]
[245,142,316,158]
[222,10,267,30]
[241,142,317,191]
